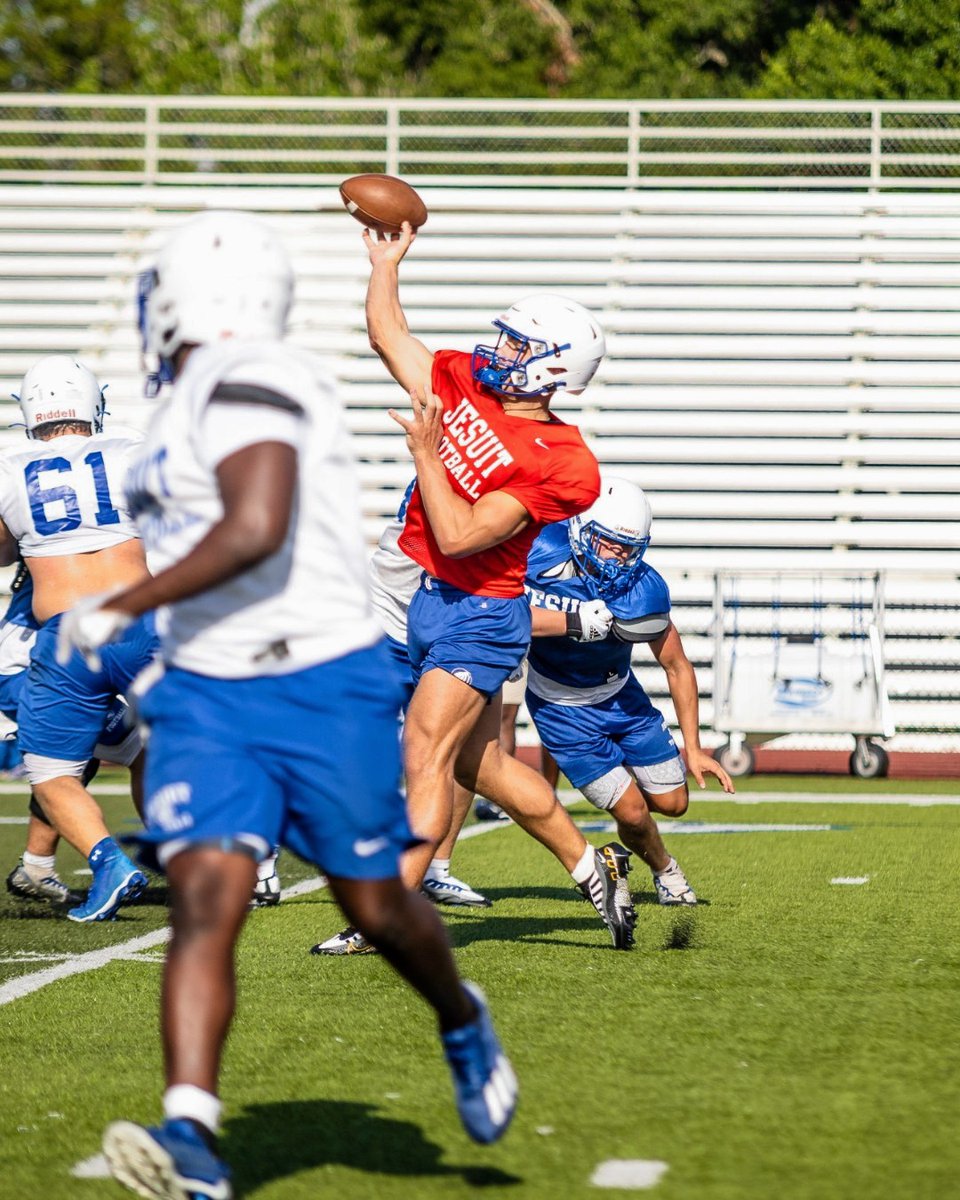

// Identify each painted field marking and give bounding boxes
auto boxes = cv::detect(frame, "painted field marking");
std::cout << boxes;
[578,820,836,835]
[831,876,870,885]
[691,792,960,807]
[0,816,27,824]
[71,1152,110,1178]
[591,1160,669,1189]
[0,874,329,1008]
[0,782,133,797]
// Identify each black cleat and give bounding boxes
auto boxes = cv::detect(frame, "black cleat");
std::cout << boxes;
[578,842,636,950]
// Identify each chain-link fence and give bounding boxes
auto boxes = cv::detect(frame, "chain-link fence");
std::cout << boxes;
[5,97,960,187]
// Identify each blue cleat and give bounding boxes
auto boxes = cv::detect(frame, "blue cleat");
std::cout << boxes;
[67,851,146,923]
[103,1117,232,1200]
[441,981,518,1144]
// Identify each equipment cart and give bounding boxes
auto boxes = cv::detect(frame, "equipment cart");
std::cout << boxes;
[712,569,895,778]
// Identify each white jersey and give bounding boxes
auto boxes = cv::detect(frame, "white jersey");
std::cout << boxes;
[0,431,142,558]
[126,339,381,678]
[368,513,423,644]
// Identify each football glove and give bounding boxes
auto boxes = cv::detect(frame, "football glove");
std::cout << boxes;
[565,599,614,642]
[56,593,132,670]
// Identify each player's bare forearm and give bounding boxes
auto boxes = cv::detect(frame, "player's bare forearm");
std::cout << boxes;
[106,441,296,619]
[531,608,568,636]
[664,661,703,756]
[391,384,530,557]
[366,260,433,392]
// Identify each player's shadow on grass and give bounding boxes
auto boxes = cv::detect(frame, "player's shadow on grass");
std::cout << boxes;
[440,888,621,950]
[227,1100,521,1191]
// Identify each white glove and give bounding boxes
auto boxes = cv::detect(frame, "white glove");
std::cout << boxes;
[56,594,133,670]
[566,599,614,642]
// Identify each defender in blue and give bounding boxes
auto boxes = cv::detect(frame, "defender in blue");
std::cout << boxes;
[524,477,734,906]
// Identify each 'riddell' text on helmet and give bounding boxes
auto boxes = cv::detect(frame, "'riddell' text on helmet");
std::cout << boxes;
[138,211,294,394]
[471,294,605,399]
[15,356,106,437]
[569,476,652,598]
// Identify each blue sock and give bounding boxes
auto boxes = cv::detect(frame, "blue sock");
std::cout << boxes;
[88,836,121,870]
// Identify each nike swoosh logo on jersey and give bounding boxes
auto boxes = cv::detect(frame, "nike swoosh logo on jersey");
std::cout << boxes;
[353,836,389,858]
[534,437,550,449]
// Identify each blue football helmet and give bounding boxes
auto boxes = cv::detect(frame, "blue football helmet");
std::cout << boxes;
[569,477,652,598]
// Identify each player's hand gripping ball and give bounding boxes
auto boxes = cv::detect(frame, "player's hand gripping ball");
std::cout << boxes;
[339,174,428,234]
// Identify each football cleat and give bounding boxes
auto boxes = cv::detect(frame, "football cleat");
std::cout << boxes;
[6,861,84,907]
[310,926,378,956]
[103,1117,232,1200]
[250,854,281,909]
[653,858,697,906]
[578,842,636,950]
[423,874,492,908]
[441,981,518,1144]
[66,852,147,923]
[474,799,509,822]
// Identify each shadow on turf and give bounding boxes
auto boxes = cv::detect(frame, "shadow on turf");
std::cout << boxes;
[227,1100,521,1191]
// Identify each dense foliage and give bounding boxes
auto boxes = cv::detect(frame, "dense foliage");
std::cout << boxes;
[1,0,956,98]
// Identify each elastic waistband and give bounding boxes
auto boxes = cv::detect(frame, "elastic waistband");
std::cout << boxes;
[421,574,524,601]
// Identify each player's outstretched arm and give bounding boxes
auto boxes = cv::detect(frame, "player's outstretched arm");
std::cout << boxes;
[365,222,434,393]
[649,622,734,794]
[57,441,297,670]
[390,383,531,557]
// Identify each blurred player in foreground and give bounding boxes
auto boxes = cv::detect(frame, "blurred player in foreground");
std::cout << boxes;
[352,220,636,953]
[0,356,154,922]
[525,477,735,901]
[60,211,517,1200]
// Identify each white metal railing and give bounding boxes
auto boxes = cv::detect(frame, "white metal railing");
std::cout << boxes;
[4,95,960,187]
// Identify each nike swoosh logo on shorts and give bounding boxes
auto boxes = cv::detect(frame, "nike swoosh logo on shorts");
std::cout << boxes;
[353,836,389,857]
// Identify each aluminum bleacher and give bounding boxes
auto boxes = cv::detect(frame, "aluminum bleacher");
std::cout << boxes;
[0,182,957,755]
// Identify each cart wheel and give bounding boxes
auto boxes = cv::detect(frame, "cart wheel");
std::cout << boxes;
[849,738,889,779]
[715,740,756,778]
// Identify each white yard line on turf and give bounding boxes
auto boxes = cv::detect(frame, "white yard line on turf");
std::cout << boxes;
[0,782,133,796]
[0,874,331,1008]
[689,792,960,806]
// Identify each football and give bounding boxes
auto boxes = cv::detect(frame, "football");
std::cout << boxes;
[339,174,428,234]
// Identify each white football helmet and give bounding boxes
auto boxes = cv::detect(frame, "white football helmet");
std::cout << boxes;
[471,293,605,398]
[569,476,652,597]
[139,210,294,374]
[15,355,106,436]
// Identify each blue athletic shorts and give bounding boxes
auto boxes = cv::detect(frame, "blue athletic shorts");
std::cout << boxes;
[0,670,25,721]
[526,674,678,790]
[407,577,530,698]
[385,633,416,713]
[16,612,159,761]
[136,639,418,879]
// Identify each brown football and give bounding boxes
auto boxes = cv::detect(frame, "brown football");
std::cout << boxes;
[339,174,428,234]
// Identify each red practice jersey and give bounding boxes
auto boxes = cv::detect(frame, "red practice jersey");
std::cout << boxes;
[398,350,600,597]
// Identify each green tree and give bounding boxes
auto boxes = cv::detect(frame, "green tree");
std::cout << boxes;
[0,0,141,92]
[753,1,960,99]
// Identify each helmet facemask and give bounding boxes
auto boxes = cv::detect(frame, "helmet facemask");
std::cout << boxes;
[569,519,650,598]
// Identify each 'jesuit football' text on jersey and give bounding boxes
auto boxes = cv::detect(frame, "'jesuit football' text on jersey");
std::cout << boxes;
[398,351,600,598]
[125,340,382,678]
[525,521,671,705]
[0,432,142,559]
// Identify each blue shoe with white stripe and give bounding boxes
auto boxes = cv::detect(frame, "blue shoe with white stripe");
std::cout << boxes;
[441,981,518,1144]
[67,850,146,923]
[103,1117,232,1199]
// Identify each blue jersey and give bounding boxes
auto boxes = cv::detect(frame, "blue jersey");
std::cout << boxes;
[525,521,670,694]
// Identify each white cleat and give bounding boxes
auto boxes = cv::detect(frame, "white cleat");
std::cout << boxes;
[423,874,492,908]
[653,859,698,906]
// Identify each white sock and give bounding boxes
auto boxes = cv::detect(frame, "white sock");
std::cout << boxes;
[569,844,596,884]
[426,858,450,882]
[22,852,56,878]
[163,1084,222,1135]
[256,852,278,883]
[654,857,677,877]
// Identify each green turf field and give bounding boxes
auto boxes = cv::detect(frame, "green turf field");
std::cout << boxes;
[1,774,958,1199]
